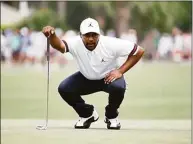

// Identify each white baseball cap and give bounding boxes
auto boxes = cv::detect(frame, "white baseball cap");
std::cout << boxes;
[80,18,100,35]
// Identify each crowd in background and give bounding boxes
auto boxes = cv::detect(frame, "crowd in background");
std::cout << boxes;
[1,26,191,68]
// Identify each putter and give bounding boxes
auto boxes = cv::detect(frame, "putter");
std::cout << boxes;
[36,31,53,130]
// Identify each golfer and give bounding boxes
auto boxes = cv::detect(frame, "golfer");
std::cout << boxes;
[42,18,144,130]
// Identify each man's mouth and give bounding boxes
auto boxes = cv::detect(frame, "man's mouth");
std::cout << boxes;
[87,43,95,47]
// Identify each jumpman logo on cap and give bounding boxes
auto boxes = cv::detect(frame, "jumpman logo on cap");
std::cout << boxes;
[88,23,93,27]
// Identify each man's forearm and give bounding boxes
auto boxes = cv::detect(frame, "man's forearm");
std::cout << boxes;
[118,47,144,74]
[49,34,65,53]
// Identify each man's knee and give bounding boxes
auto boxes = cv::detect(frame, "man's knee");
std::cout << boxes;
[58,81,74,105]
[108,82,126,93]
[58,81,68,95]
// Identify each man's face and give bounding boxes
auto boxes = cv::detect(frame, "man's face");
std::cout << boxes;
[81,32,100,51]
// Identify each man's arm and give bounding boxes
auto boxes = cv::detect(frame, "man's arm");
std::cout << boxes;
[49,34,67,53]
[118,46,144,74]
[42,26,68,53]
[104,45,144,84]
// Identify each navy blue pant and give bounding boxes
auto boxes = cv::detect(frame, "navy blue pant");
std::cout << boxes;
[58,71,126,119]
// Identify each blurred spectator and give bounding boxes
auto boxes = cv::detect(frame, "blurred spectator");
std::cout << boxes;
[61,30,77,63]
[120,29,138,43]
[1,32,11,63]
[1,26,191,67]
[171,27,184,62]
[49,27,64,64]
[182,33,191,60]
[63,30,77,38]
[156,33,173,60]
[48,28,68,67]
[106,29,116,37]
[10,29,22,63]
[19,27,32,64]
[26,31,47,65]
[1,28,77,67]
[140,29,160,60]
[117,29,138,67]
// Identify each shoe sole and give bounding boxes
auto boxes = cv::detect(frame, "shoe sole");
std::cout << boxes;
[107,125,121,130]
[75,116,99,129]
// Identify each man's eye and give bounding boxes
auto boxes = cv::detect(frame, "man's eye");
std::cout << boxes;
[93,34,97,37]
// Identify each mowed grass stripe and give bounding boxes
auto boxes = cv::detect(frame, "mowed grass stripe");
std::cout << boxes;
[1,62,191,119]
[1,119,191,144]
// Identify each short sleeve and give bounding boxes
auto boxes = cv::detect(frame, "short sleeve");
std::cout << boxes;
[102,36,138,57]
[62,36,79,56]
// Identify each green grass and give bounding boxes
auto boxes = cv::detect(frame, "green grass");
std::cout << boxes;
[1,62,191,144]
[1,128,190,144]
[1,62,191,120]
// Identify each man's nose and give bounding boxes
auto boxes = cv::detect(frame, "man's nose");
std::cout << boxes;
[88,36,94,41]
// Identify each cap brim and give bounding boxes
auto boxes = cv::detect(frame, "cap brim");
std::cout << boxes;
[81,28,100,35]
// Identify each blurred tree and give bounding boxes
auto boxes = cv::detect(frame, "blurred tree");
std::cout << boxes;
[114,1,130,37]
[87,1,130,37]
[66,1,95,30]
[41,1,48,8]
[129,1,192,40]
[57,1,66,22]
[87,2,113,31]
[3,1,191,37]
[129,2,167,40]
[169,2,192,32]
[14,8,67,31]
[3,1,19,9]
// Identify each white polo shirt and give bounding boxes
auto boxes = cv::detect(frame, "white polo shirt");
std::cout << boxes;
[63,35,138,80]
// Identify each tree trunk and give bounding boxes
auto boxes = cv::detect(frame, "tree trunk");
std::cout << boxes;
[115,2,130,38]
[57,1,66,21]
[41,1,48,8]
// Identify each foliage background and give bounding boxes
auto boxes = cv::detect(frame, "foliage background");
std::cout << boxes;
[2,1,192,39]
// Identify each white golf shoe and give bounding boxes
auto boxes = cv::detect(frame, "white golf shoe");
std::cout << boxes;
[104,117,121,130]
[74,109,99,129]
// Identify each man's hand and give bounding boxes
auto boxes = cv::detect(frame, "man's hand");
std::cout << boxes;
[42,26,65,53]
[104,69,123,84]
[42,26,55,37]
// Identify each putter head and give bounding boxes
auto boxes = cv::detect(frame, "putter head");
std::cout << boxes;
[36,125,47,130]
